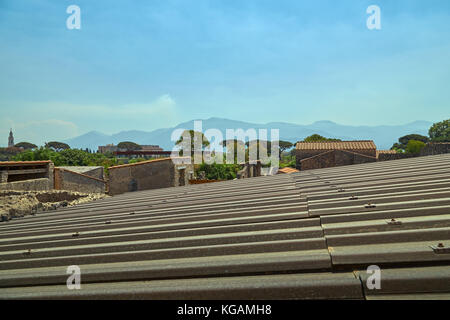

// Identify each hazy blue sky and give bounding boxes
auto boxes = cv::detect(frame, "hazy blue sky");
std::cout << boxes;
[1,0,449,145]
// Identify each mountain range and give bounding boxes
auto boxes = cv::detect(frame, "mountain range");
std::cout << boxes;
[65,118,434,151]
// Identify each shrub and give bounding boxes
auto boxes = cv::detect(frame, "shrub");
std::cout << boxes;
[405,140,426,154]
[196,163,241,180]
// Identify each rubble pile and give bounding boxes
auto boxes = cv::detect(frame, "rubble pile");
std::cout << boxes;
[0,190,107,222]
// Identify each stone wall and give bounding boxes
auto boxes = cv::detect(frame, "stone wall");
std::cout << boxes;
[0,161,54,189]
[336,150,377,165]
[108,158,193,196]
[54,169,106,194]
[420,143,450,156]
[300,151,335,170]
[0,178,51,192]
[57,166,104,180]
[296,148,376,169]
[377,143,449,162]
[300,150,376,171]
[237,162,262,179]
[295,150,327,169]
[377,153,416,162]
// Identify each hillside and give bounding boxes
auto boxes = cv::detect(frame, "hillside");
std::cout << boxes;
[65,118,433,151]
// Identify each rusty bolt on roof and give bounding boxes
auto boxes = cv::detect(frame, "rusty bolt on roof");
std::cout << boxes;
[72,232,80,237]
[365,202,376,208]
[388,218,402,226]
[431,243,449,254]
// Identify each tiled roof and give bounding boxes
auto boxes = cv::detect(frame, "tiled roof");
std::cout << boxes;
[296,140,376,150]
[376,150,398,156]
[0,153,450,299]
[278,167,300,174]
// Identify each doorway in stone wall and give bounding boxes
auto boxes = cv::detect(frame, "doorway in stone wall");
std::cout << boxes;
[178,169,186,186]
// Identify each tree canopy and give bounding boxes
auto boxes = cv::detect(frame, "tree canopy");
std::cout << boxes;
[117,141,142,151]
[303,134,341,142]
[45,141,70,152]
[405,140,426,154]
[13,147,122,169]
[279,140,294,155]
[14,142,37,150]
[391,134,429,151]
[176,130,210,157]
[429,119,450,142]
[196,163,240,180]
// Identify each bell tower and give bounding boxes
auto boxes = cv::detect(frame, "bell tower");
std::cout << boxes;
[8,129,14,148]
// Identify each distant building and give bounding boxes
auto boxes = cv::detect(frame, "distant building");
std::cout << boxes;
[8,129,14,148]
[97,144,118,154]
[98,144,163,154]
[295,140,377,170]
[141,145,164,152]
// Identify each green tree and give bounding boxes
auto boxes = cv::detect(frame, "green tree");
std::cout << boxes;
[246,140,271,161]
[58,149,92,166]
[405,140,426,154]
[429,119,450,142]
[45,141,70,152]
[13,147,63,164]
[196,163,240,180]
[14,142,37,150]
[279,141,294,159]
[399,134,429,146]
[391,134,429,151]
[221,139,246,163]
[176,130,210,157]
[303,134,341,142]
[117,141,142,151]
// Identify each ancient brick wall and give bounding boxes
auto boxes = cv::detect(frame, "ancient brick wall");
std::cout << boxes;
[108,158,193,196]
[377,153,417,162]
[0,178,51,191]
[296,149,376,169]
[336,150,377,166]
[54,169,106,194]
[300,150,376,171]
[237,162,262,179]
[377,143,449,162]
[420,143,450,156]
[300,151,335,170]
[295,150,325,169]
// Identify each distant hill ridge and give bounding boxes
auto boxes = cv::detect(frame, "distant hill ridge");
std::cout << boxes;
[65,118,433,151]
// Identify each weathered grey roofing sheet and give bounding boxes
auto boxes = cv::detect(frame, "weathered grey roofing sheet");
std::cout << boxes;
[0,153,449,299]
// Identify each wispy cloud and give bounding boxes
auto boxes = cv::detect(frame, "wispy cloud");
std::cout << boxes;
[0,94,181,144]
[0,118,79,147]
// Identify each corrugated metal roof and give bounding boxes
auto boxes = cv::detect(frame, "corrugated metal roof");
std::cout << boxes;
[0,153,449,299]
[296,140,376,150]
